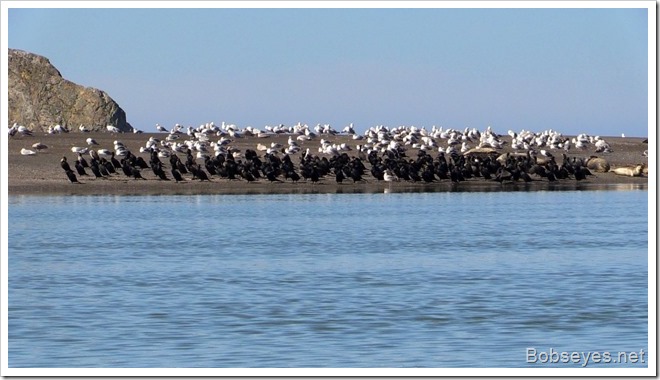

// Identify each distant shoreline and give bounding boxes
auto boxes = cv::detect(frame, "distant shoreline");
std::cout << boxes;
[7,132,649,196]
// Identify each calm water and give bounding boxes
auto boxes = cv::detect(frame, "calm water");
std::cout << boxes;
[8,188,649,368]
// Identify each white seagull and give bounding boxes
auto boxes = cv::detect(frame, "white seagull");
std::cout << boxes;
[106,125,121,133]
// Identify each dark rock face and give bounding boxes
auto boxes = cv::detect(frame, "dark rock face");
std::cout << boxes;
[8,48,132,132]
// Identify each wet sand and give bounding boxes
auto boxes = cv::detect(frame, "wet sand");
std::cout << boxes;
[6,131,649,195]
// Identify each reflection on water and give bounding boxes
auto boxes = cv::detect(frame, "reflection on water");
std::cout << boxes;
[13,181,649,198]
[379,182,649,194]
[347,182,649,194]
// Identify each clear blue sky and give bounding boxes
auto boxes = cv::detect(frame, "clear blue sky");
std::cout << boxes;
[6,4,651,137]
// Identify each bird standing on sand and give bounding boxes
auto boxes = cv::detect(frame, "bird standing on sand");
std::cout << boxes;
[195,165,211,181]
[171,168,185,183]
[131,167,146,180]
[77,153,89,168]
[74,160,88,176]
[89,149,100,161]
[60,156,72,172]
[65,170,79,183]
[383,169,398,182]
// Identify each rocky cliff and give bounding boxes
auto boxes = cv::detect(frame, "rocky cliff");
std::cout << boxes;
[8,48,132,132]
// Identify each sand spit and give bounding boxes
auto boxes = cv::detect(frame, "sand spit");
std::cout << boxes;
[7,131,649,196]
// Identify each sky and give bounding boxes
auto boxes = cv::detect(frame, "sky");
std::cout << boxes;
[4,2,652,137]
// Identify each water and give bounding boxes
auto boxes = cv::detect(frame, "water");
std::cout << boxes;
[8,188,649,368]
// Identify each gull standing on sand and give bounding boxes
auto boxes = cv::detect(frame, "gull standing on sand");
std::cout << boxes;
[384,169,399,182]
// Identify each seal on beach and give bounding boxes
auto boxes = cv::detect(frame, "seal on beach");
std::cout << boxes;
[610,164,645,177]
[586,156,610,173]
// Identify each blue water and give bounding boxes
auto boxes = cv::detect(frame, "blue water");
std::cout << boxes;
[8,189,649,368]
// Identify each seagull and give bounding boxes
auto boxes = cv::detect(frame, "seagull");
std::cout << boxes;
[86,137,99,145]
[20,148,37,156]
[106,125,121,133]
[18,126,33,136]
[383,169,399,182]
[32,142,48,151]
[71,146,89,154]
[97,149,112,157]
[8,124,18,136]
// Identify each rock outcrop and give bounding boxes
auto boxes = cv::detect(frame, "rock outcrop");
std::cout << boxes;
[8,48,132,132]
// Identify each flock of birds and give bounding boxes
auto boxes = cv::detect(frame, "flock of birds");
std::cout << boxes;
[7,121,633,186]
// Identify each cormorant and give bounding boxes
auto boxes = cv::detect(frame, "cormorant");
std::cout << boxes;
[196,165,211,181]
[171,168,185,183]
[131,167,146,180]
[74,161,88,176]
[266,170,282,183]
[60,156,72,172]
[65,170,79,183]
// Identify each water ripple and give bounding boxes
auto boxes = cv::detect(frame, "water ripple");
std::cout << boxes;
[8,191,648,368]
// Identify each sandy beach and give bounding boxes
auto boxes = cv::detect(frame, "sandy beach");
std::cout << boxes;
[6,131,649,196]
